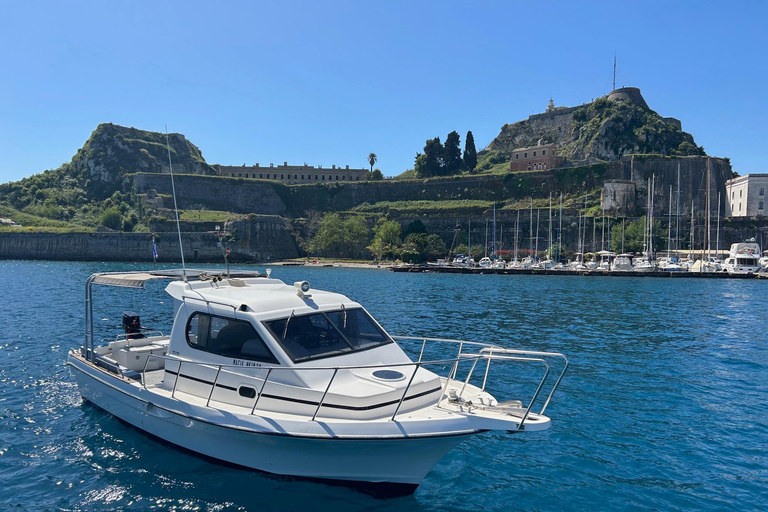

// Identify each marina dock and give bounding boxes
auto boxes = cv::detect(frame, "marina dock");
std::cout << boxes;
[391,265,763,279]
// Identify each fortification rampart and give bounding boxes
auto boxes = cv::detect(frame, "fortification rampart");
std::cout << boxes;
[133,173,289,216]
[611,155,733,218]
[0,215,298,262]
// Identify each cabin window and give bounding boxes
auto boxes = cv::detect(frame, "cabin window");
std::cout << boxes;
[186,313,278,364]
[264,308,393,363]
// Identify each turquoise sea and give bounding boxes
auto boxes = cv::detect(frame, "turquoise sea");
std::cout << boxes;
[1,260,766,511]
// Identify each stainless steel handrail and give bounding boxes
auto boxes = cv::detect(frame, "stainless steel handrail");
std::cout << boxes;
[137,339,568,427]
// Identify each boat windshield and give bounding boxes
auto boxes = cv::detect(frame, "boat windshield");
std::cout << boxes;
[264,308,393,363]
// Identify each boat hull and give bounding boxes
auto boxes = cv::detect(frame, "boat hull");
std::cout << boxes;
[67,353,472,491]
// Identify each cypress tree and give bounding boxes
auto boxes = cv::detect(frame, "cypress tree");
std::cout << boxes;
[443,131,462,175]
[463,130,477,173]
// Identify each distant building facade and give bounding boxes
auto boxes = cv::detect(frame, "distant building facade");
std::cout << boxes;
[509,143,563,172]
[216,162,368,184]
[725,174,768,217]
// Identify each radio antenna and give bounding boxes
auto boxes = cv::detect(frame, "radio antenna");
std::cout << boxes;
[165,126,187,282]
[613,53,617,90]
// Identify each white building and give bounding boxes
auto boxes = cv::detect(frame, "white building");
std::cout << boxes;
[725,174,768,217]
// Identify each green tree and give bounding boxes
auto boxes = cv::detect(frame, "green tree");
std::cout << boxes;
[368,153,378,174]
[610,217,665,254]
[419,137,444,178]
[369,168,384,180]
[310,213,370,258]
[404,232,446,259]
[463,130,477,173]
[414,153,427,178]
[443,131,462,175]
[368,219,402,260]
[99,207,123,230]
[403,219,427,237]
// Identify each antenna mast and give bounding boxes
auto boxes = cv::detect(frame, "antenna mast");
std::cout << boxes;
[613,53,617,90]
[165,126,187,282]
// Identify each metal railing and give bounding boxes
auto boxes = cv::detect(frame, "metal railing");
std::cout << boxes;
[137,337,568,429]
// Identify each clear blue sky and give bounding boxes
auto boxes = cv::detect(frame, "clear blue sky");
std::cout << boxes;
[1,1,766,183]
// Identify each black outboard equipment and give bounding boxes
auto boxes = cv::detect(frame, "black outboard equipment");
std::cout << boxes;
[122,311,145,339]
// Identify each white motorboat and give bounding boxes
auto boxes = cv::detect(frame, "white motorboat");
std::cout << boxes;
[532,259,555,270]
[723,239,762,274]
[596,250,615,271]
[567,253,587,271]
[610,254,634,272]
[67,269,567,495]
[657,257,686,272]
[478,256,492,268]
[451,254,475,267]
[759,250,768,269]
[491,258,506,269]
[632,255,656,272]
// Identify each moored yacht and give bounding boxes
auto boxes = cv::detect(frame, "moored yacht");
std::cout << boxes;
[610,254,634,272]
[657,257,686,272]
[67,269,568,495]
[723,239,762,274]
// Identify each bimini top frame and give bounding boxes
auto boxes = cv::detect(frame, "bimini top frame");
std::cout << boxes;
[83,269,264,362]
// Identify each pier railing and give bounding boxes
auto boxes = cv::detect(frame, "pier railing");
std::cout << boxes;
[139,337,568,431]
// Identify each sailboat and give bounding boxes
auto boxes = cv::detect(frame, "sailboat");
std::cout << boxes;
[633,176,657,272]
[568,192,589,270]
[658,185,685,271]
[535,194,556,269]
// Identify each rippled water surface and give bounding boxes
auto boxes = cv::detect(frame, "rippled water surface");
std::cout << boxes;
[1,261,766,511]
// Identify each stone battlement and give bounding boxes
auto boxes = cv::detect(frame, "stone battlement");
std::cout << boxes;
[215,162,368,184]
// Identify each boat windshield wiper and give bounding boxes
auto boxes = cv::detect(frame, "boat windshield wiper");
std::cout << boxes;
[283,310,295,339]
[340,303,347,329]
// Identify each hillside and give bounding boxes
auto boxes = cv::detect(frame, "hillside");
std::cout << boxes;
[477,87,705,173]
[68,123,216,199]
[0,123,217,230]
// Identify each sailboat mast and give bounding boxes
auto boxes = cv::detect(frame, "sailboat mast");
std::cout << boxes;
[548,193,553,259]
[706,158,711,260]
[484,218,488,258]
[514,209,520,263]
[668,185,673,260]
[690,200,695,262]
[557,193,563,263]
[583,192,588,262]
[650,175,655,259]
[621,218,625,254]
[492,203,496,258]
[529,199,533,260]
[716,193,721,261]
[676,163,681,254]
[535,208,540,261]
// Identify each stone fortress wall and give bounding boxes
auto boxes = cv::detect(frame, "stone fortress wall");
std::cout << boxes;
[215,162,368,185]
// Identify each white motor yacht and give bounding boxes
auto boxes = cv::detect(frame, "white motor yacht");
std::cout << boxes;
[723,239,762,274]
[67,269,567,495]
[478,256,492,268]
[759,250,768,269]
[610,254,634,272]
[491,258,506,269]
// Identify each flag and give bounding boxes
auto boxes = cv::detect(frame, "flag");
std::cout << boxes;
[152,238,158,261]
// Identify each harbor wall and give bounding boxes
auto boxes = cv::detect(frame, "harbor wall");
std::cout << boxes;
[0,216,299,262]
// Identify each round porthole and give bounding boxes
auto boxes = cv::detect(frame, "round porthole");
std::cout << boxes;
[372,369,406,381]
